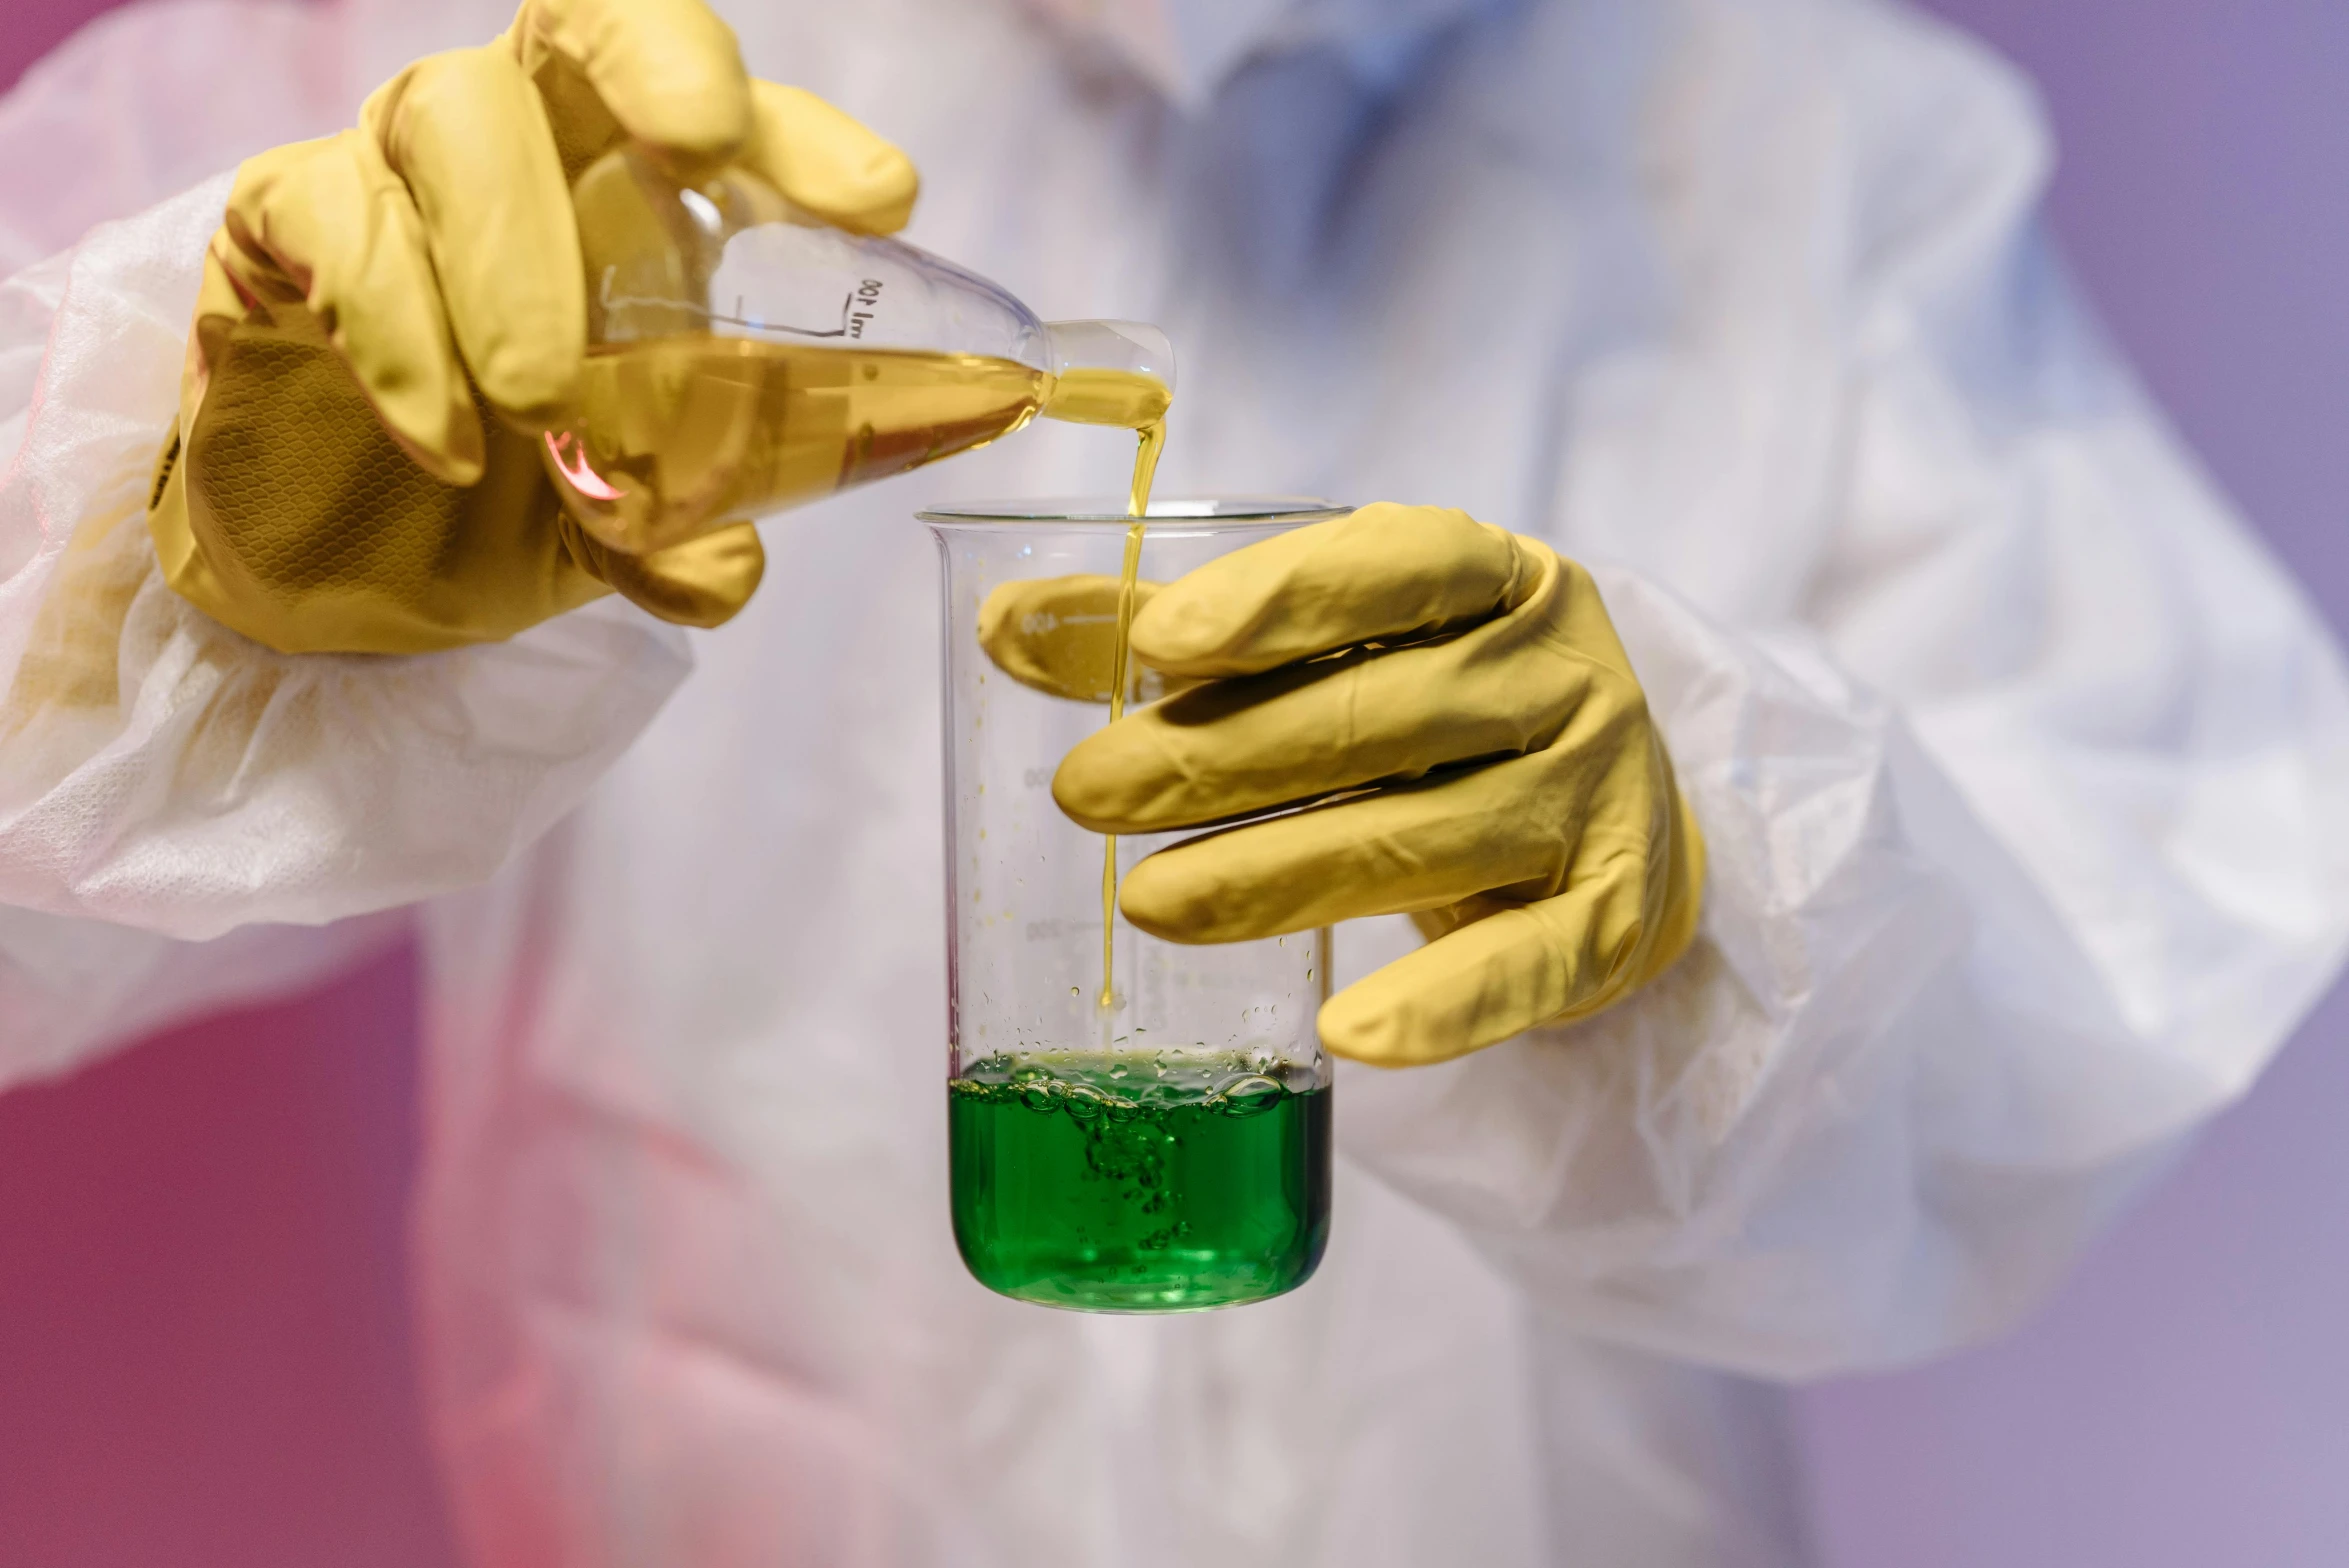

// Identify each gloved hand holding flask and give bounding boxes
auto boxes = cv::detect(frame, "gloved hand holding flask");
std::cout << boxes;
[148,0,1176,658]
[146,0,922,654]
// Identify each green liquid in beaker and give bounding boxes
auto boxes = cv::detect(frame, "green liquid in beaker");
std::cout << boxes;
[949,1052,1330,1311]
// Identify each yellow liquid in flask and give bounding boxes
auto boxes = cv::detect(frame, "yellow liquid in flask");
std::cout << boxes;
[548,340,1054,555]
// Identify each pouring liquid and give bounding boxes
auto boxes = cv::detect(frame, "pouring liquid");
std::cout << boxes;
[940,365,1334,1313]
[1037,369,1174,1013]
[546,341,1172,1011]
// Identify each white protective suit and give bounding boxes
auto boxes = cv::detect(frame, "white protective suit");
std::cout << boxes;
[5,0,2349,1563]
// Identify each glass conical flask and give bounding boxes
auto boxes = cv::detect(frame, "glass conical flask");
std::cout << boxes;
[542,144,1173,555]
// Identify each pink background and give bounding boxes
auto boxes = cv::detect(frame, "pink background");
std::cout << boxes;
[3,2,2345,1564]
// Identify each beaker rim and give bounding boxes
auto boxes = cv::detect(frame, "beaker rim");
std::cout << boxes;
[917,495,1349,526]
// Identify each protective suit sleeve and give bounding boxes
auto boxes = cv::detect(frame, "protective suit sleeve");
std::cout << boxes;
[1338,17,2349,1378]
[0,176,690,1085]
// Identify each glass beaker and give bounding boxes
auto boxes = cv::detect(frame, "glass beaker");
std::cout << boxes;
[543,144,1172,554]
[927,497,1351,1312]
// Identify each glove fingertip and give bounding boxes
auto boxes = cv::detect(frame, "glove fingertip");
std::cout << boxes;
[1115,854,1225,944]
[748,81,920,234]
[586,523,765,627]
[1126,589,1244,677]
[472,338,584,433]
[517,0,753,167]
[1322,916,1558,1067]
[1317,986,1430,1069]
[1050,731,1141,834]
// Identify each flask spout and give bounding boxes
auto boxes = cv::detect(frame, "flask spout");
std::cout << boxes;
[1040,320,1176,426]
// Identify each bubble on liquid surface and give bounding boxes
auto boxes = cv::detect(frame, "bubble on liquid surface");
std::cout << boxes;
[1211,1074,1285,1116]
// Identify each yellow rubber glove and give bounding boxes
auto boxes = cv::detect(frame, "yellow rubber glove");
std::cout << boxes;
[1052,503,1707,1068]
[976,575,1201,705]
[147,0,920,655]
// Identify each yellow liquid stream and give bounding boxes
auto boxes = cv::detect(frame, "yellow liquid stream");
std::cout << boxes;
[1039,368,1173,1011]
[547,341,1172,1011]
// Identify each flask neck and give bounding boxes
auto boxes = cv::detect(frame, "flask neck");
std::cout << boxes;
[1039,320,1176,427]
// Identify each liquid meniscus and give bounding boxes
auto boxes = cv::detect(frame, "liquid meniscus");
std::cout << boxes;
[950,1052,1331,1311]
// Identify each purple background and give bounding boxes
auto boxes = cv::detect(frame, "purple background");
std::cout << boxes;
[2,2,2345,1564]
[1794,4,2349,1564]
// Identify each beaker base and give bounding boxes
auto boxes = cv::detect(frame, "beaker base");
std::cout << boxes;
[961,1252,1325,1314]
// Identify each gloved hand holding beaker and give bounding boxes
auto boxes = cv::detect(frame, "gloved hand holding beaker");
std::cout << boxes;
[147,0,920,654]
[1052,503,1707,1067]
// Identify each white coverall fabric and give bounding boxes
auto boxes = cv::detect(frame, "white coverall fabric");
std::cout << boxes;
[4,0,2348,1563]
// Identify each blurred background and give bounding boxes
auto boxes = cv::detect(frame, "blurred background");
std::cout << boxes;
[1,2,2343,1564]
